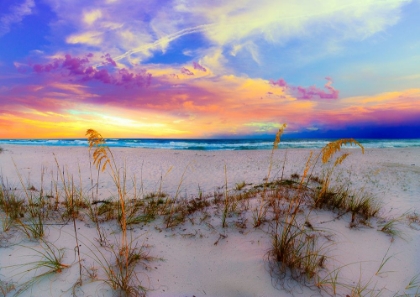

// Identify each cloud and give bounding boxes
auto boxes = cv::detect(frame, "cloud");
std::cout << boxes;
[66,31,104,45]
[0,0,35,37]
[35,0,410,81]
[30,53,152,88]
[293,79,339,100]
[193,61,207,72]
[112,23,215,62]
[3,60,420,138]
[115,0,406,70]
[102,53,117,67]
[183,0,406,43]
[308,89,420,130]
[32,60,60,73]
[270,77,339,99]
[83,9,102,25]
[181,67,194,76]
[270,78,287,87]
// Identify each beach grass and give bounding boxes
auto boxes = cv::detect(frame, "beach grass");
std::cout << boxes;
[11,239,70,296]
[82,233,152,297]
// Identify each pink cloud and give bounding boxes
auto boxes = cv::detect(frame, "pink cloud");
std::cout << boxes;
[117,68,151,87]
[293,84,338,99]
[30,53,151,88]
[102,53,117,67]
[181,67,194,76]
[62,54,91,75]
[270,78,287,87]
[33,59,61,73]
[270,77,339,100]
[193,62,207,72]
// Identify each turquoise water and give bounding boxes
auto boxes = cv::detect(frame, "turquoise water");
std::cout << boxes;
[1,138,420,150]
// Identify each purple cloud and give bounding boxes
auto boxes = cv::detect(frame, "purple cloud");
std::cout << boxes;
[293,77,339,99]
[193,62,207,72]
[62,54,91,75]
[102,53,117,67]
[117,68,151,87]
[181,67,194,76]
[270,78,287,87]
[33,60,60,73]
[91,68,112,84]
[270,77,339,100]
[30,53,151,88]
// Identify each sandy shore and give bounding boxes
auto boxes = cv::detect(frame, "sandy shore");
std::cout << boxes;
[0,144,419,296]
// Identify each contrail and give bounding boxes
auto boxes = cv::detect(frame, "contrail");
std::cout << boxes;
[112,23,215,62]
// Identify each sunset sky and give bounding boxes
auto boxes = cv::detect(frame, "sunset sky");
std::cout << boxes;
[1,0,420,139]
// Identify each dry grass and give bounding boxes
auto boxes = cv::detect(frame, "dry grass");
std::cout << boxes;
[10,239,70,296]
[268,218,328,285]
[378,216,405,240]
[314,185,381,226]
[0,279,15,296]
[86,130,127,232]
[82,233,152,297]
[254,124,286,228]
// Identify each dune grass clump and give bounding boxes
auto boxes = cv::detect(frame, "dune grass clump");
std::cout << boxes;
[86,129,129,241]
[86,129,154,295]
[253,124,287,228]
[377,215,406,240]
[314,185,381,226]
[84,235,152,297]
[268,219,327,286]
[0,279,15,296]
[305,139,382,226]
[16,214,45,239]
[11,239,70,296]
[0,184,25,232]
[267,145,328,287]
[265,136,389,294]
[0,194,25,222]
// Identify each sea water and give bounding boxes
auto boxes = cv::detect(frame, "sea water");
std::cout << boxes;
[1,138,420,150]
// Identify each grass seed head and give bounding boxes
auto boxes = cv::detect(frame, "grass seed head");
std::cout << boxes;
[321,138,364,164]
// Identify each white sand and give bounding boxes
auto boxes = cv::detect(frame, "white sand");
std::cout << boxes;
[0,144,419,296]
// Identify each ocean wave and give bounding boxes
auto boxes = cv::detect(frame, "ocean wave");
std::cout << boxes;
[1,138,419,150]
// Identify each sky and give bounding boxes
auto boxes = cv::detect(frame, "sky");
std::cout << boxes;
[1,0,420,139]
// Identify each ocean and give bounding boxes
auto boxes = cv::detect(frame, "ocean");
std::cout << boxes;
[1,138,420,150]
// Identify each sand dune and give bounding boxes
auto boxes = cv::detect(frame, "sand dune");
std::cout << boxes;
[0,144,419,297]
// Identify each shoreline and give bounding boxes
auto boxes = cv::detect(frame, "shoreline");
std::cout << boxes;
[0,144,419,296]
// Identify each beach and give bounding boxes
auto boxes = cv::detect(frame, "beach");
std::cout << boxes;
[0,144,419,297]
